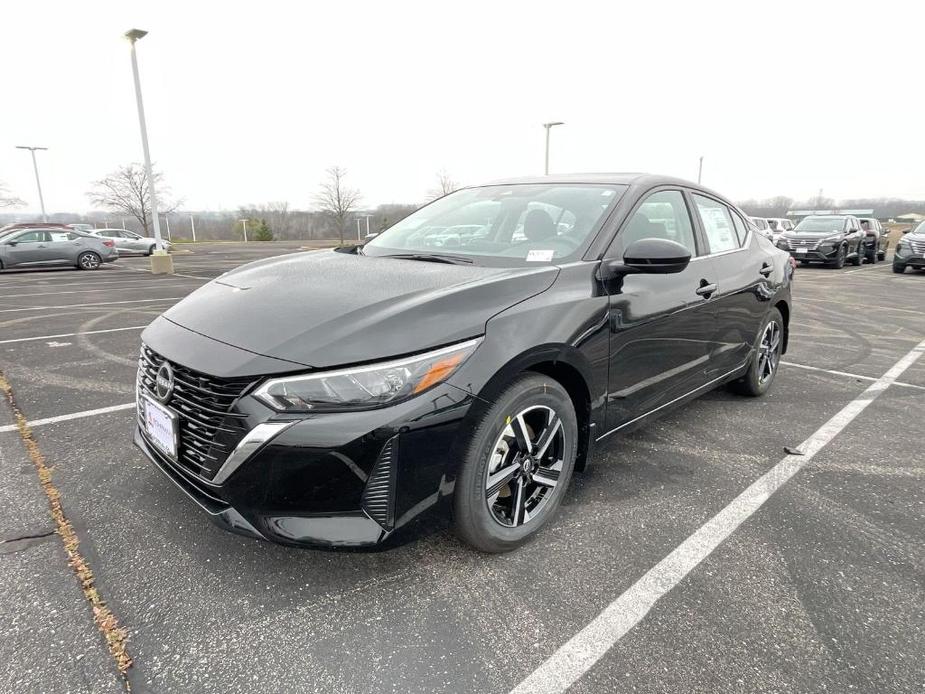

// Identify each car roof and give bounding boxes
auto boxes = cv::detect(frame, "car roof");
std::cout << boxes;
[477,172,742,208]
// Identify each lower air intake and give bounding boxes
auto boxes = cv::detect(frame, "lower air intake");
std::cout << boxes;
[362,437,397,529]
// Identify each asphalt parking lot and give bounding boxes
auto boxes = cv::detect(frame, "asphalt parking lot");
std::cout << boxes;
[1,242,923,693]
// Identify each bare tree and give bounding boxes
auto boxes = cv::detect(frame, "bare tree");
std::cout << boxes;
[87,164,179,235]
[313,166,361,245]
[0,181,25,208]
[428,170,460,200]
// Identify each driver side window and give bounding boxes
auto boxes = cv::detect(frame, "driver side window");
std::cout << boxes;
[616,190,697,257]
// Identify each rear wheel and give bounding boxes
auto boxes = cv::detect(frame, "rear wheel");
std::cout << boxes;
[454,374,578,553]
[878,244,887,261]
[866,244,878,263]
[146,245,156,256]
[730,308,783,397]
[77,251,101,270]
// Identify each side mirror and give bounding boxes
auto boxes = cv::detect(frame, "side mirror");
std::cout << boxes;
[599,238,692,279]
[6,240,18,246]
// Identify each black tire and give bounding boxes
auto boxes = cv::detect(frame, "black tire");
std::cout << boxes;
[454,373,578,553]
[77,251,101,271]
[147,245,156,256]
[729,308,784,397]
[892,263,906,274]
[850,243,862,266]
[866,244,878,263]
[878,244,887,261]
[829,245,846,269]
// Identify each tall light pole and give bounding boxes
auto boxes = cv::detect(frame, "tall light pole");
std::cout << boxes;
[542,121,564,175]
[697,156,704,184]
[125,28,172,273]
[15,146,48,222]
[238,218,249,242]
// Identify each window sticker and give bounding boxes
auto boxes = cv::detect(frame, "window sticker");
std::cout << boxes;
[526,249,554,262]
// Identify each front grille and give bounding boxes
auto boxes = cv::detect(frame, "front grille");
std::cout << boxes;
[909,239,925,254]
[785,238,818,249]
[138,344,254,480]
[362,437,398,529]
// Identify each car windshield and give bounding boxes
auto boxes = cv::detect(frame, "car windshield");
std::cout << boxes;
[912,222,925,235]
[752,218,769,229]
[795,217,846,232]
[363,184,627,266]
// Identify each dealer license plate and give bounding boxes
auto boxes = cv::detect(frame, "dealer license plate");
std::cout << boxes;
[142,394,178,459]
[796,248,807,254]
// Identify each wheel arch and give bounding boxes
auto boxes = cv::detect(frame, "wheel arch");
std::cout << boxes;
[470,345,595,472]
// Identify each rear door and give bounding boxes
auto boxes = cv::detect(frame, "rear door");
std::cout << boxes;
[604,188,720,432]
[690,194,767,377]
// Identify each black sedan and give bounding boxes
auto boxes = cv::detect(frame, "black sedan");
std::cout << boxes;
[134,174,792,552]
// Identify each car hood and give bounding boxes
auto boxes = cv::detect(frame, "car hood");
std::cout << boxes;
[783,231,842,238]
[162,250,559,369]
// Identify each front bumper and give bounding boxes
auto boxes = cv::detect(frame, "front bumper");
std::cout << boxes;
[134,377,475,548]
[781,245,839,262]
[894,249,925,267]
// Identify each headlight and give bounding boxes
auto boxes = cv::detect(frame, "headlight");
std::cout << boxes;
[776,240,789,249]
[253,338,481,412]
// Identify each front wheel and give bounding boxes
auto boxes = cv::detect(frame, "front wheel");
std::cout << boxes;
[830,245,846,269]
[892,263,906,274]
[77,252,101,270]
[454,374,578,553]
[730,308,784,397]
[146,245,156,256]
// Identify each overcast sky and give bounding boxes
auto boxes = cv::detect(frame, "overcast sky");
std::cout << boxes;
[2,0,923,216]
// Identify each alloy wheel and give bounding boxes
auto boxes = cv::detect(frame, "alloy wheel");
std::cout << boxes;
[757,320,781,386]
[79,253,100,270]
[484,405,566,528]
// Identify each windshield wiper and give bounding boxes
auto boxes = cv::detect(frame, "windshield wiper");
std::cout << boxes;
[382,253,473,265]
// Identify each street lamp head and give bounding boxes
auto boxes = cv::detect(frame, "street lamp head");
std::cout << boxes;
[15,145,48,151]
[543,121,565,128]
[124,28,148,43]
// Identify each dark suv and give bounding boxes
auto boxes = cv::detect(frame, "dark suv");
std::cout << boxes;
[893,221,925,273]
[859,218,889,262]
[777,215,865,268]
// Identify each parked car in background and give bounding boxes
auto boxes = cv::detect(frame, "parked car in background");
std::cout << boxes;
[134,173,792,552]
[858,218,889,262]
[67,223,96,233]
[767,218,794,242]
[0,227,118,271]
[893,221,925,273]
[777,215,865,268]
[749,217,774,239]
[0,222,72,233]
[90,228,172,256]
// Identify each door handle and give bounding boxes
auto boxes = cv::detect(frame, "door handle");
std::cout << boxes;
[695,279,716,298]
[759,263,772,277]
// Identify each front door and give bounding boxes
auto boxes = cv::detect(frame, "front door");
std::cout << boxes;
[604,189,720,433]
[5,230,51,265]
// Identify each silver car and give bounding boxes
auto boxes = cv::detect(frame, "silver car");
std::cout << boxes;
[90,228,172,256]
[0,227,119,271]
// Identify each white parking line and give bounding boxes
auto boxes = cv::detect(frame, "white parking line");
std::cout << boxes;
[0,402,135,434]
[120,265,213,281]
[797,297,923,315]
[510,338,925,694]
[782,360,925,392]
[0,326,148,345]
[0,297,183,314]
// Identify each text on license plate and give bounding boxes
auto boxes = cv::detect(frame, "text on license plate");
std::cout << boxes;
[143,395,178,458]
[796,248,807,253]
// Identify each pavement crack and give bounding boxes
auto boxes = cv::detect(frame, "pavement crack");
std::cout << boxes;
[0,370,133,687]
[0,530,57,555]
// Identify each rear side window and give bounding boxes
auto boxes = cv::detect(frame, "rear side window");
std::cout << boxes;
[619,190,698,256]
[692,194,739,253]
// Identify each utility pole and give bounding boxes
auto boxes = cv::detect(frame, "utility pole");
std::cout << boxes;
[125,28,172,273]
[238,218,249,242]
[698,156,704,184]
[365,216,370,235]
[15,145,48,222]
[164,215,171,240]
[190,214,196,242]
[542,122,564,175]
[356,217,362,241]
